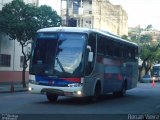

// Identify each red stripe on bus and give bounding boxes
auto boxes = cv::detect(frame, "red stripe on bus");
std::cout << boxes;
[105,73,112,79]
[117,74,123,80]
[62,78,81,82]
[105,73,123,80]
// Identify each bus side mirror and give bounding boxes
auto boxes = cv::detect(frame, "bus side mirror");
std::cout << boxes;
[88,52,93,62]
[87,45,91,51]
[87,45,93,62]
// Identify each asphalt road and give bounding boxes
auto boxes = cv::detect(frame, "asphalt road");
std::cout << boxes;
[0,83,160,120]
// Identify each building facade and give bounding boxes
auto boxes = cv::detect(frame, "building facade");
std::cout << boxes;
[61,0,128,36]
[0,0,39,83]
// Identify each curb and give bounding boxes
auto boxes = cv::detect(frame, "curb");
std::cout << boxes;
[0,89,28,93]
[0,83,28,93]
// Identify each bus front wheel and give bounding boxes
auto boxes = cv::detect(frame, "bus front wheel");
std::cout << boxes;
[46,93,58,102]
[91,82,101,102]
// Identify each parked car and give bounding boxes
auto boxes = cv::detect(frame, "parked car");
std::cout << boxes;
[140,75,152,83]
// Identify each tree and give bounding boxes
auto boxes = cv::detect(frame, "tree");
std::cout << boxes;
[121,35,128,40]
[145,24,153,31]
[140,34,152,43]
[139,43,160,77]
[0,0,61,88]
[128,25,159,80]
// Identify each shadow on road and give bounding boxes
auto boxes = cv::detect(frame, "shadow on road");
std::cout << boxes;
[34,93,142,106]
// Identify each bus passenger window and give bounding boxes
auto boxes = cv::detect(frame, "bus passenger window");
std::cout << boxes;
[97,35,105,55]
[114,42,121,58]
[88,33,96,53]
[106,39,114,56]
[86,33,96,75]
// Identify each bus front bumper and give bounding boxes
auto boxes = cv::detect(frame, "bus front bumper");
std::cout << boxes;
[28,83,83,97]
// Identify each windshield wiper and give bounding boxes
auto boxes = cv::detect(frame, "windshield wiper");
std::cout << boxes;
[55,57,65,73]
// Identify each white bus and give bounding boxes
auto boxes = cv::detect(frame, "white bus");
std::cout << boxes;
[152,64,160,82]
[28,27,139,102]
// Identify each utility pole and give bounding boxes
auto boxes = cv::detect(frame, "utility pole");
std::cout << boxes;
[97,0,102,30]
[66,0,69,26]
[138,24,141,45]
[79,0,83,27]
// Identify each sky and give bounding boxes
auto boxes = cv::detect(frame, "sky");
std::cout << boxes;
[39,0,160,30]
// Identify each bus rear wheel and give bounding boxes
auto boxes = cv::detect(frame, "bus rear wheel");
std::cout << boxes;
[113,81,127,97]
[46,93,58,102]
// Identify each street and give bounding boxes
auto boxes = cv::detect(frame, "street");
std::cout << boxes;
[0,83,160,120]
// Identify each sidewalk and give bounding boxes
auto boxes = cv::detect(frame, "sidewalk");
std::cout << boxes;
[0,82,28,93]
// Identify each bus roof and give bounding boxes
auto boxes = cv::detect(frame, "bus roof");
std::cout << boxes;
[153,64,160,67]
[37,27,138,47]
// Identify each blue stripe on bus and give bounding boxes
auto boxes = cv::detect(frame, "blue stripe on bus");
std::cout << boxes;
[35,76,79,87]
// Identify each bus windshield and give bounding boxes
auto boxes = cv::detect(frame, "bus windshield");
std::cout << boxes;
[30,32,86,77]
[152,66,160,77]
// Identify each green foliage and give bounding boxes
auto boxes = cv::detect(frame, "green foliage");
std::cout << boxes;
[145,24,153,31]
[140,34,152,43]
[0,0,61,87]
[121,35,128,40]
[129,35,139,43]
[139,42,160,75]
[129,25,159,76]
[140,44,156,61]
[0,0,61,42]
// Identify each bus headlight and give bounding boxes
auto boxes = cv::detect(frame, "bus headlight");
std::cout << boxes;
[77,91,82,95]
[68,83,82,87]
[28,86,32,91]
[152,77,156,81]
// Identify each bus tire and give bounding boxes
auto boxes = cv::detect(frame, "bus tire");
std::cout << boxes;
[113,80,127,97]
[46,93,58,102]
[91,82,101,102]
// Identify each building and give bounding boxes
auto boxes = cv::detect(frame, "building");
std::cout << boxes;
[0,0,39,83]
[61,0,128,36]
[129,26,160,43]
[141,30,160,43]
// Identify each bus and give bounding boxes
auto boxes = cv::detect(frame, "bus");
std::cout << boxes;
[152,64,160,82]
[28,27,139,102]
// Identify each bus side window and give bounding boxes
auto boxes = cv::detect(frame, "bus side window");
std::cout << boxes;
[88,33,96,53]
[86,33,96,75]
[97,35,105,55]
[105,39,114,56]
[131,48,135,59]
[128,47,136,60]
[114,41,122,58]
[123,46,128,59]
[135,47,139,59]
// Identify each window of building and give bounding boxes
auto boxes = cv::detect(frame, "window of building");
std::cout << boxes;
[0,54,11,67]
[89,11,92,14]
